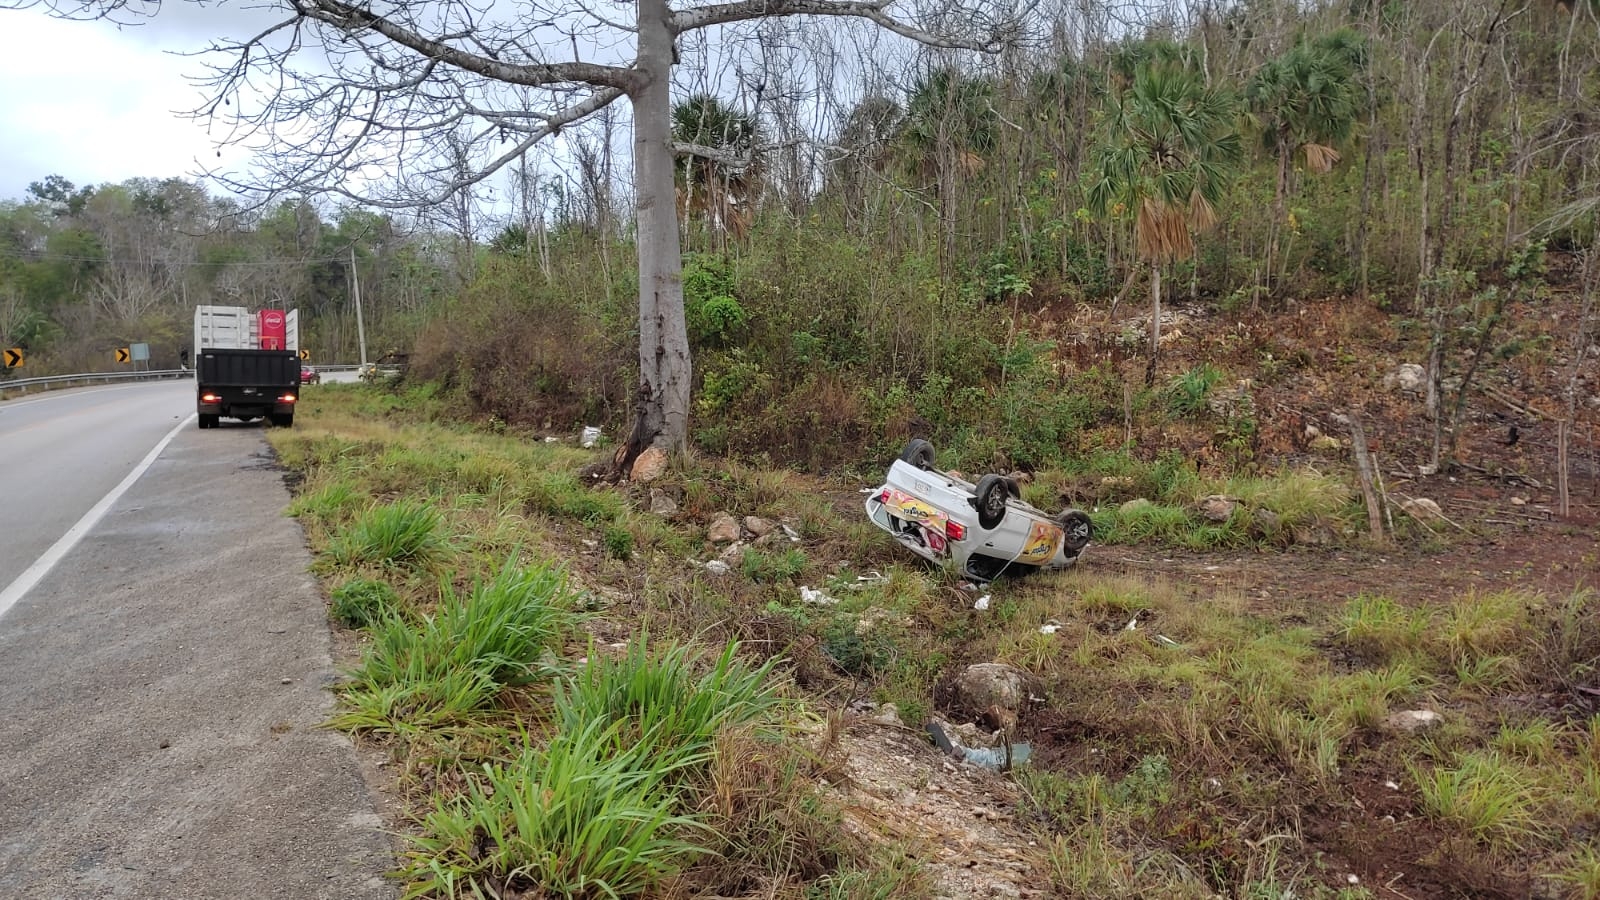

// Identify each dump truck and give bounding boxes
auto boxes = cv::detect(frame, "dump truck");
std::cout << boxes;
[194,306,300,429]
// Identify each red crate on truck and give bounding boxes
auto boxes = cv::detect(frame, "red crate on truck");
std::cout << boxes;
[258,309,287,350]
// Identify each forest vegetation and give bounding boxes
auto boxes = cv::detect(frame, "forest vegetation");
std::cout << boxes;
[5,0,1600,895]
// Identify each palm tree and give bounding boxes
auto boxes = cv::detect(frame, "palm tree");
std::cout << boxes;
[826,94,904,220]
[896,68,998,277]
[1246,29,1366,291]
[671,94,761,243]
[1086,64,1240,383]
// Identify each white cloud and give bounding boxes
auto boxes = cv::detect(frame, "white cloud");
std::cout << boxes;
[0,11,237,199]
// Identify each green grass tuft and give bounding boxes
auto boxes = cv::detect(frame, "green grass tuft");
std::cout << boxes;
[334,560,575,732]
[329,578,400,629]
[328,499,448,570]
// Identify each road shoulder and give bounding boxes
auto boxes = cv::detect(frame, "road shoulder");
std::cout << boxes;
[0,424,395,899]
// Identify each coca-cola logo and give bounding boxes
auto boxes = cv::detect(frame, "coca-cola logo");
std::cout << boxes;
[263,311,284,326]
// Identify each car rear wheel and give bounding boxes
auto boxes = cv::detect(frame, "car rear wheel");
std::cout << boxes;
[899,438,935,470]
[1056,509,1093,552]
[973,474,1009,529]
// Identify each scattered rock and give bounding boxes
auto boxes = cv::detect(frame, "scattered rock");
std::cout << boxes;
[718,541,746,564]
[1119,498,1153,515]
[648,489,678,518]
[1304,423,1323,440]
[1197,495,1238,523]
[703,560,732,576]
[1309,434,1344,454]
[1250,507,1282,535]
[1400,497,1444,521]
[867,703,903,728]
[1385,709,1443,732]
[744,515,776,537]
[630,446,668,482]
[799,585,840,606]
[1292,522,1336,546]
[1384,363,1426,394]
[951,663,1039,719]
[707,513,741,544]
[1510,496,1527,507]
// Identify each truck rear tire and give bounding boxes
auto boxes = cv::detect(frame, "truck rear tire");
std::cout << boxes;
[270,413,294,427]
[198,414,218,429]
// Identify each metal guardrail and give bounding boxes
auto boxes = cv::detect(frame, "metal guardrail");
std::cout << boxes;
[0,369,194,395]
[0,363,369,397]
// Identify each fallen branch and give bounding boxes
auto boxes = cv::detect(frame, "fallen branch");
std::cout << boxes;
[1482,384,1549,420]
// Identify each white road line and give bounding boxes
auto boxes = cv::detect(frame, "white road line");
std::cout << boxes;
[0,385,141,411]
[0,414,197,622]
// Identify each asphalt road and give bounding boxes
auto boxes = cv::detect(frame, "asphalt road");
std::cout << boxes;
[0,382,194,590]
[0,385,394,898]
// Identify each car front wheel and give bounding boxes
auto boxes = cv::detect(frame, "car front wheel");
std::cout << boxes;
[899,438,935,470]
[1056,509,1093,552]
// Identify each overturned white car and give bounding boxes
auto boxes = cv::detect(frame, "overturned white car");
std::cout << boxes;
[865,440,1093,582]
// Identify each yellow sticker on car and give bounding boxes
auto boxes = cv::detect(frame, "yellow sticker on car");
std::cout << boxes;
[886,491,949,532]
[1019,521,1062,564]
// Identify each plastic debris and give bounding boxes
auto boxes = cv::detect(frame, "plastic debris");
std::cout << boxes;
[1039,623,1061,634]
[543,436,557,443]
[703,560,732,576]
[781,523,802,543]
[961,743,1033,770]
[580,425,602,448]
[925,722,1031,771]
[1124,615,1140,631]
[974,595,991,611]
[851,571,889,588]
[1154,634,1182,648]
[800,585,840,606]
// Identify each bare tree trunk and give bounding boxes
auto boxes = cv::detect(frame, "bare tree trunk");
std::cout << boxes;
[1336,411,1386,543]
[1146,263,1162,386]
[626,0,692,462]
[1268,142,1289,299]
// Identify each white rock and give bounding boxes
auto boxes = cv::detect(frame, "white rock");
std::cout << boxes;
[1400,497,1444,521]
[703,560,732,576]
[799,586,839,606]
[1385,709,1443,732]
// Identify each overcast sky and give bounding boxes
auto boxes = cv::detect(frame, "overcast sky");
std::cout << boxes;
[0,8,265,201]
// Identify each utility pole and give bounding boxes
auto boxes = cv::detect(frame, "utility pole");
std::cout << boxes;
[350,246,368,367]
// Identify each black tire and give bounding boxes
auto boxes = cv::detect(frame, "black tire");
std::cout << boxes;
[972,474,1009,530]
[898,438,935,470]
[198,414,218,429]
[1056,509,1093,553]
[270,413,294,428]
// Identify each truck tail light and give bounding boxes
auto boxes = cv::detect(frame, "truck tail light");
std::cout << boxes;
[278,393,297,403]
[946,521,966,542]
[200,393,220,403]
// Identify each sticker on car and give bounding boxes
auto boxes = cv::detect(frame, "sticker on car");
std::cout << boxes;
[1019,521,1063,564]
